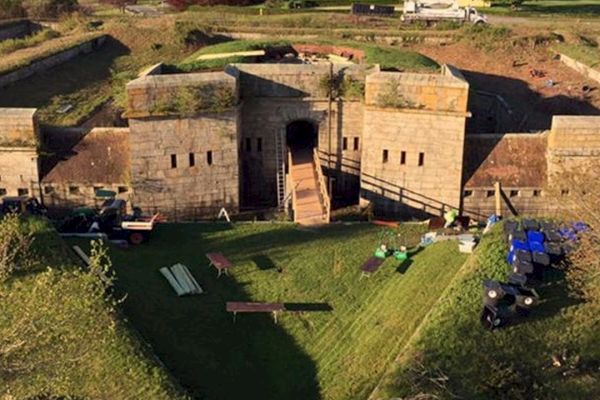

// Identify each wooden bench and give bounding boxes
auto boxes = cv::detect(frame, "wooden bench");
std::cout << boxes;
[226,302,285,323]
[360,257,385,279]
[206,252,233,277]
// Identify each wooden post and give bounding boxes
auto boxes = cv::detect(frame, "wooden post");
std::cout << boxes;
[494,182,502,218]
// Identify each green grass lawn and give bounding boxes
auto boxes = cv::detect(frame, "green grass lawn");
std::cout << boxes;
[487,0,600,17]
[376,224,600,399]
[178,38,439,72]
[71,222,468,399]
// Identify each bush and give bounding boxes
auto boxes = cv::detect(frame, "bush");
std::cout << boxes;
[22,0,78,18]
[150,84,236,116]
[165,0,261,11]
[0,214,35,282]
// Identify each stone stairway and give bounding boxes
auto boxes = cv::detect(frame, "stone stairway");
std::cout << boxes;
[289,149,329,226]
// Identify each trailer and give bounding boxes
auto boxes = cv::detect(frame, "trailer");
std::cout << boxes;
[401,0,487,24]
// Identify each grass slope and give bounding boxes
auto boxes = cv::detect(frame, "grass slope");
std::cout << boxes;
[72,222,467,399]
[178,38,439,72]
[0,218,187,399]
[377,224,600,399]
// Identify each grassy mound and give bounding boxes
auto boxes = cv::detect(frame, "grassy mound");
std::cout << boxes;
[0,218,187,399]
[70,222,466,399]
[376,224,600,400]
[177,38,439,73]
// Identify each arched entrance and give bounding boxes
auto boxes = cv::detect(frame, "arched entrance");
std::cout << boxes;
[286,120,318,158]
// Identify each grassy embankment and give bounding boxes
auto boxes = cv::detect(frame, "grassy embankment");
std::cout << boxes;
[375,224,600,400]
[0,217,187,399]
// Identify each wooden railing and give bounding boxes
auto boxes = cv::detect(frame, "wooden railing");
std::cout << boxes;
[313,148,331,223]
[287,150,296,217]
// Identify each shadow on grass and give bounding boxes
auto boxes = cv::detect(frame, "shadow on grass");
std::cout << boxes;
[106,223,330,399]
[284,302,333,312]
[252,254,282,272]
[396,259,413,274]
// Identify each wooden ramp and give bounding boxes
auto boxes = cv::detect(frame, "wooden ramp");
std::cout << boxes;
[289,148,330,226]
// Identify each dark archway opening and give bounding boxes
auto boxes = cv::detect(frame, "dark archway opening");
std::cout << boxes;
[286,120,318,156]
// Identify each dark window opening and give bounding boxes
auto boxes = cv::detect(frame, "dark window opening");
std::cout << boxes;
[257,138,262,152]
[189,152,195,167]
[342,137,348,151]
[400,151,406,165]
[382,149,389,163]
[171,154,177,169]
[17,188,28,196]
[245,138,252,152]
[561,189,569,196]
[44,186,54,194]
[533,190,542,197]
[207,151,213,165]
[0,188,6,196]
[353,137,359,151]
[118,186,128,193]
[69,186,79,195]
[418,152,425,166]
[464,190,473,197]
[486,190,495,198]
[509,190,519,197]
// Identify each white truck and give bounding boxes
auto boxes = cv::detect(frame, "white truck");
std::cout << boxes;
[401,0,488,25]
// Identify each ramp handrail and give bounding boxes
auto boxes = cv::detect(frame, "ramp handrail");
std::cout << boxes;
[287,150,297,219]
[313,148,331,223]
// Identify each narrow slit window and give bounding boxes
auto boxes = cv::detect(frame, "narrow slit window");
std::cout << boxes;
[207,151,213,166]
[533,190,542,197]
[418,152,425,166]
[189,152,195,167]
[245,138,252,152]
[509,190,519,197]
[342,137,348,151]
[171,154,177,169]
[464,190,473,197]
[382,149,389,163]
[400,151,406,165]
[257,137,262,152]
[353,137,359,151]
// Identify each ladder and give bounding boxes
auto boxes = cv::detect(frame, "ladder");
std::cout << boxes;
[275,132,286,210]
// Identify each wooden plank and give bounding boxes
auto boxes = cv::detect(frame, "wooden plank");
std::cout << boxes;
[196,50,265,61]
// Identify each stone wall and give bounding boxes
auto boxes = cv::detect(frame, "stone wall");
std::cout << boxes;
[0,34,106,89]
[0,147,39,198]
[547,115,600,183]
[126,71,238,118]
[128,109,241,219]
[0,108,38,146]
[360,68,469,217]
[559,53,600,85]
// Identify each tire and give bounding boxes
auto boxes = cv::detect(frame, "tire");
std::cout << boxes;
[129,232,145,245]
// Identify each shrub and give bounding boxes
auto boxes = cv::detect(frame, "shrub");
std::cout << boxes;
[376,78,423,109]
[0,214,35,282]
[165,0,261,11]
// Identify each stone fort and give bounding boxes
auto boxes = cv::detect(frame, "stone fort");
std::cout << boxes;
[1,52,599,224]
